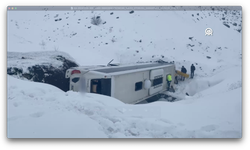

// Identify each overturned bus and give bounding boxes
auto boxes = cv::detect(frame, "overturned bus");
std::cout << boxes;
[65,62,176,104]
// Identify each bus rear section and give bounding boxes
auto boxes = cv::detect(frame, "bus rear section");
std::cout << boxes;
[66,69,112,96]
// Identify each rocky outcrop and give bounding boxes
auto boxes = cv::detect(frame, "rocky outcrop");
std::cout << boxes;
[7,51,78,92]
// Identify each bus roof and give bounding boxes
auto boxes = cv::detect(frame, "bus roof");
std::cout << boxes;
[93,62,174,74]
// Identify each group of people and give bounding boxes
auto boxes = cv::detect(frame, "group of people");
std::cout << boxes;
[180,64,196,80]
[166,64,196,92]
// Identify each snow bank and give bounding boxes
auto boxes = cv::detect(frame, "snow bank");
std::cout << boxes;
[183,66,242,97]
[7,75,241,138]
[8,111,107,138]
[151,87,242,138]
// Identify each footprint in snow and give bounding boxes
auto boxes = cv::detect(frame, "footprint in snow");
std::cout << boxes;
[177,123,185,126]
[13,102,21,107]
[159,118,173,124]
[200,124,219,132]
[30,112,44,118]
[8,115,23,121]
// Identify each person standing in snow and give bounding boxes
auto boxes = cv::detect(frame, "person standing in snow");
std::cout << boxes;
[181,66,187,81]
[174,74,178,84]
[190,64,196,79]
[167,74,172,91]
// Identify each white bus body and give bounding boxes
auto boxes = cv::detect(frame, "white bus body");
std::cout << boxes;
[65,62,176,104]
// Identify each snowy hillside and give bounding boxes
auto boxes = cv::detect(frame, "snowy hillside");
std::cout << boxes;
[7,7,241,69]
[7,6,242,138]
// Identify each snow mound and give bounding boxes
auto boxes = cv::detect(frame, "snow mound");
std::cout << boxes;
[184,78,223,96]
[7,76,241,138]
[165,66,241,100]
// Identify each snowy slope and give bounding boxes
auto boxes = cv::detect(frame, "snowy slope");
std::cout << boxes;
[7,7,241,69]
[7,7,242,138]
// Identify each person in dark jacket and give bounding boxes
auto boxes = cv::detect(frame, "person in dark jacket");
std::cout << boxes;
[190,64,196,79]
[181,66,187,81]
[174,75,178,84]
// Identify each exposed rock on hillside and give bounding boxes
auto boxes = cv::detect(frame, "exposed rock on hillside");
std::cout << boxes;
[7,51,78,91]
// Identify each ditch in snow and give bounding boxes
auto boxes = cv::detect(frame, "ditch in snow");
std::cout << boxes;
[137,78,223,104]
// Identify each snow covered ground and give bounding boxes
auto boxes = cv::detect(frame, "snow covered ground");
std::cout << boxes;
[7,74,241,138]
[7,6,242,138]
